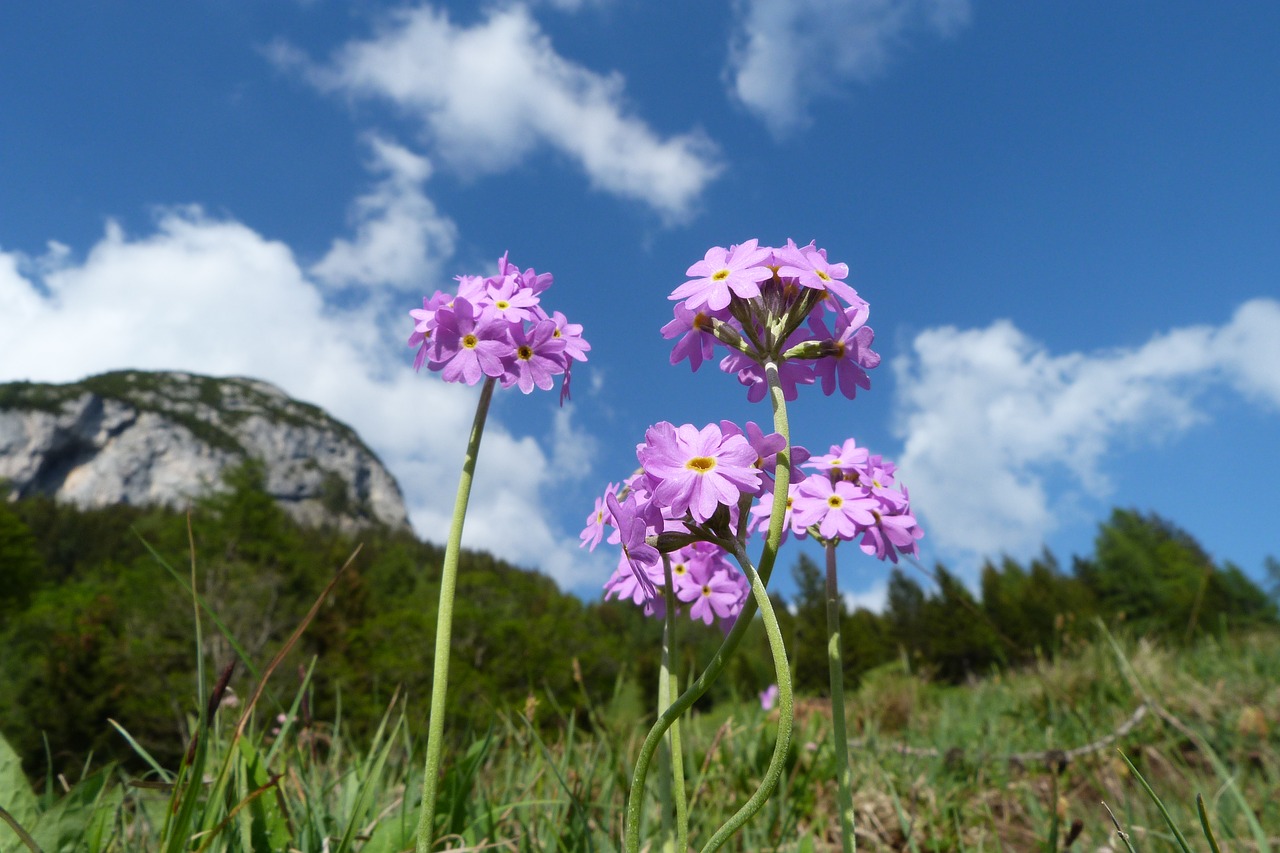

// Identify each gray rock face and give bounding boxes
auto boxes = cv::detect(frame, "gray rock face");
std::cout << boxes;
[0,371,410,532]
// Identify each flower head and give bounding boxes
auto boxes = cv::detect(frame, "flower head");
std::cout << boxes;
[669,240,774,312]
[407,254,588,402]
[664,240,880,402]
[638,422,761,523]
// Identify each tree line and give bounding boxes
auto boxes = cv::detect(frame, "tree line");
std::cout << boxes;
[1,462,1275,777]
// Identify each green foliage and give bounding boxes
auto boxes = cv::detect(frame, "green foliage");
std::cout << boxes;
[919,566,1002,681]
[1077,509,1277,638]
[0,503,42,619]
[789,554,831,693]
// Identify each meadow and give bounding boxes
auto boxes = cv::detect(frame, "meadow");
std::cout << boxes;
[2,617,1278,852]
[3,462,1280,851]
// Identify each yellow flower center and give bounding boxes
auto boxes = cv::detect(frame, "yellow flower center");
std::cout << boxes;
[817,270,831,281]
[711,269,730,282]
[462,334,479,349]
[518,345,534,361]
[827,494,844,509]
[685,456,717,473]
[495,299,511,310]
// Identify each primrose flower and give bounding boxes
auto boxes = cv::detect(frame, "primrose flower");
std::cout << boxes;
[664,239,882,403]
[432,299,510,385]
[660,303,723,372]
[580,482,618,551]
[804,439,871,480]
[791,477,879,541]
[808,307,880,400]
[774,239,862,306]
[669,240,774,312]
[858,495,924,564]
[638,422,760,524]
[607,492,660,590]
[685,564,748,627]
[503,319,567,393]
[408,253,588,402]
[783,437,923,561]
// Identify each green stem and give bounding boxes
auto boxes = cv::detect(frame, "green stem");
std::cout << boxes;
[623,360,792,852]
[699,544,793,853]
[657,557,689,853]
[825,541,856,853]
[414,376,497,853]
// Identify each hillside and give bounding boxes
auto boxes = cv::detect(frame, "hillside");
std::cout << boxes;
[0,370,408,532]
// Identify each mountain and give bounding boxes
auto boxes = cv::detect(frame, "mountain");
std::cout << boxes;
[0,370,409,532]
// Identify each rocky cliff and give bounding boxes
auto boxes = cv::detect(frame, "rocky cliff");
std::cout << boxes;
[0,370,410,532]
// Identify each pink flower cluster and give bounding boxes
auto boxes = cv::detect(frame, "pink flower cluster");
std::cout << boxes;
[409,253,589,400]
[748,438,923,563]
[662,239,881,402]
[583,420,791,630]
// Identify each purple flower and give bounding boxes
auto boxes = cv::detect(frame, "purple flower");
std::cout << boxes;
[407,254,588,393]
[503,318,567,393]
[858,504,923,563]
[774,239,862,307]
[804,439,871,480]
[669,240,774,312]
[408,291,452,371]
[607,492,660,594]
[604,552,662,607]
[549,310,591,363]
[661,303,724,372]
[791,476,879,541]
[432,298,512,385]
[747,483,808,542]
[686,567,747,626]
[759,684,779,711]
[580,482,618,551]
[809,308,880,400]
[638,422,761,523]
[482,273,540,324]
[719,420,787,495]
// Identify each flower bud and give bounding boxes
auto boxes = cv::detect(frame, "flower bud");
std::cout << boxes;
[651,531,700,553]
[780,340,827,361]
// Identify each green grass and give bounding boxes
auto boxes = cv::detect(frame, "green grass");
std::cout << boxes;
[3,627,1277,852]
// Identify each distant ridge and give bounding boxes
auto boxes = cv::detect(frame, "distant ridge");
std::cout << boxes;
[0,370,410,532]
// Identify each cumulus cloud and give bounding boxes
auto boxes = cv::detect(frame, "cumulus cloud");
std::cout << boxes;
[289,3,721,221]
[0,200,600,589]
[728,0,971,135]
[311,135,457,291]
[892,299,1280,561]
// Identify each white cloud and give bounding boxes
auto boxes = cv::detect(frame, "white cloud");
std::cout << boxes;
[547,404,598,483]
[311,135,457,291]
[892,299,1280,561]
[0,201,600,590]
[290,3,721,221]
[845,580,888,613]
[728,0,971,135]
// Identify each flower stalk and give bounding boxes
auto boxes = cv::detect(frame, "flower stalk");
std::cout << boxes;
[415,376,496,853]
[826,541,856,853]
[658,556,689,853]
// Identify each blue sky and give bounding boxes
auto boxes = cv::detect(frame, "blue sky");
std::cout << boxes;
[2,1,1278,606]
